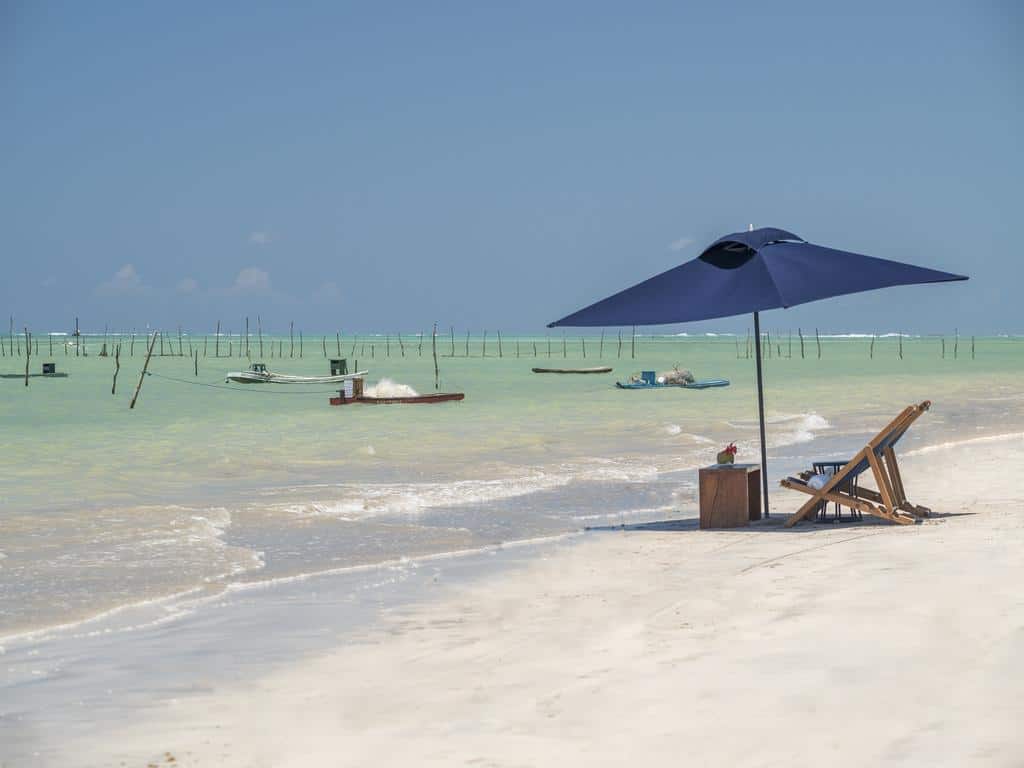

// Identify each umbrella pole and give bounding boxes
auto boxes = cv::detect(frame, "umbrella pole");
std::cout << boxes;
[753,311,770,518]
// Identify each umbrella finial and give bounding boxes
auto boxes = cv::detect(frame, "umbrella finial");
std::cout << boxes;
[748,223,754,232]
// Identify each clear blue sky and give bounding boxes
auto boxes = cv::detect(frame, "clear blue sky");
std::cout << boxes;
[4,1,1020,334]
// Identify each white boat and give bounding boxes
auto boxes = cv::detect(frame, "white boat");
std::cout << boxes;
[226,362,368,385]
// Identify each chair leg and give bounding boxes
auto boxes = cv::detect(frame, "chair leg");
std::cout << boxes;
[785,493,825,528]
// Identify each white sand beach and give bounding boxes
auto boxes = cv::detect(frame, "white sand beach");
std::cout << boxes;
[71,436,1023,768]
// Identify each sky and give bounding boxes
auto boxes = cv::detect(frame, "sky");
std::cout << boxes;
[3,1,1021,335]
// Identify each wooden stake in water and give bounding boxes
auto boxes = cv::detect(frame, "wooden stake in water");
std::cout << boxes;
[215,321,221,357]
[581,336,586,359]
[941,337,945,358]
[432,322,439,390]
[618,329,622,358]
[870,333,876,359]
[23,328,30,386]
[562,331,567,358]
[130,333,157,409]
[815,328,821,359]
[259,316,264,358]
[954,328,959,359]
[112,344,120,395]
[631,326,636,359]
[482,331,487,357]
[497,330,502,358]
[290,321,294,357]
[450,326,455,357]
[465,330,470,357]
[971,336,975,359]
[599,330,604,358]
[337,331,341,356]
[898,332,903,360]
[194,349,198,377]
[299,331,303,358]
[798,328,805,359]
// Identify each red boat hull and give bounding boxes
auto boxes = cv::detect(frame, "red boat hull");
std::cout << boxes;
[330,392,465,406]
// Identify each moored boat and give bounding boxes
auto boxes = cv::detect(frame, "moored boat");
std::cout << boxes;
[226,360,366,385]
[531,366,613,374]
[330,391,465,406]
[616,370,729,389]
[329,375,463,405]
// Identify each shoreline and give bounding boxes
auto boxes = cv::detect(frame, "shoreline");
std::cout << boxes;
[4,407,1017,647]
[11,433,1023,766]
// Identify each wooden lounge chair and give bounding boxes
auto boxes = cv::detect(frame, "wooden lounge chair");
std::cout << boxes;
[780,401,933,527]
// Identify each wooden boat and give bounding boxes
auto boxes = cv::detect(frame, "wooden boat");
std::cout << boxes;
[531,366,613,374]
[330,392,464,406]
[616,371,729,389]
[226,361,367,385]
[616,378,730,390]
[330,375,463,405]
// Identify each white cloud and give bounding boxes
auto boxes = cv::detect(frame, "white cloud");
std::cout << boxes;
[249,231,271,245]
[668,236,695,252]
[312,281,342,303]
[177,277,199,294]
[230,267,271,295]
[96,264,148,296]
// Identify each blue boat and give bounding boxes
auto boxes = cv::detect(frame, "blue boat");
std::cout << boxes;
[615,371,730,390]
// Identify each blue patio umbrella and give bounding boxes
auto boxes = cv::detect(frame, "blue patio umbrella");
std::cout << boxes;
[548,227,968,518]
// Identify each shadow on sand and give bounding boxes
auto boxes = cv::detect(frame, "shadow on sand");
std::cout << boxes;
[585,508,974,535]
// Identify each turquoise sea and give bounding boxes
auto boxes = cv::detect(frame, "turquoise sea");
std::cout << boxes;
[1,331,1022,644]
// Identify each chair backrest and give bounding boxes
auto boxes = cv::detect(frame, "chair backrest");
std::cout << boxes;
[869,401,929,456]
[841,401,930,480]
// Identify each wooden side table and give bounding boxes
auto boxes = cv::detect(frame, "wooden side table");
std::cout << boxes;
[698,463,762,529]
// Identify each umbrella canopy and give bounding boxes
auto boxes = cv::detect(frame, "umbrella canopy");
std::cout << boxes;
[550,228,967,327]
[548,227,968,518]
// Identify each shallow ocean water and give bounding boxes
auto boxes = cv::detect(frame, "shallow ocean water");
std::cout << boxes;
[1,333,1022,642]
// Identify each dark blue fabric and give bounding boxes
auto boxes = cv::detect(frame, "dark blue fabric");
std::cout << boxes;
[548,228,967,327]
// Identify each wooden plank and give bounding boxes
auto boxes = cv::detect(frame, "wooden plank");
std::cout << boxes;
[883,446,907,505]
[866,448,897,515]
